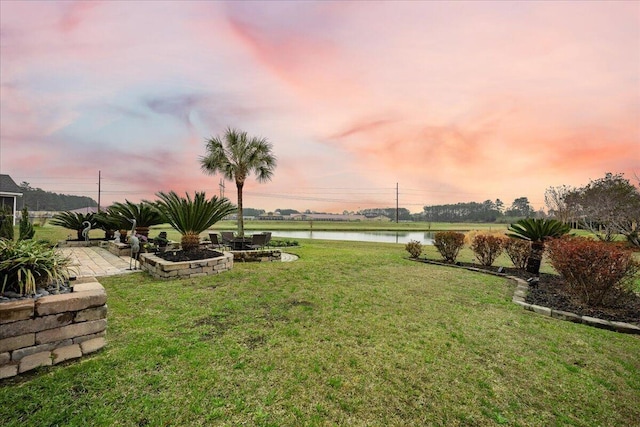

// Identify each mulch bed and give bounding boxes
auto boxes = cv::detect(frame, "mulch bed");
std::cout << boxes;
[420,259,640,326]
[155,249,224,262]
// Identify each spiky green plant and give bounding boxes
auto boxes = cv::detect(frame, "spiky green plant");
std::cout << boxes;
[0,239,71,295]
[18,206,35,240]
[50,211,96,240]
[153,191,236,251]
[107,200,165,237]
[507,218,571,274]
[200,128,277,237]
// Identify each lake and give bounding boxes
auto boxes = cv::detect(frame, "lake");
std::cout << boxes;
[259,230,435,245]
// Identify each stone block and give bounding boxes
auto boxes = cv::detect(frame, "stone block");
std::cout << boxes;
[550,310,582,323]
[35,289,106,316]
[0,364,18,379]
[0,312,74,340]
[609,321,640,334]
[582,316,614,331]
[80,337,106,354]
[12,339,73,361]
[73,331,106,344]
[72,276,100,285]
[0,352,10,365]
[52,344,82,364]
[72,282,104,292]
[530,305,552,316]
[19,351,52,373]
[0,334,35,353]
[36,319,107,344]
[74,305,108,322]
[0,299,35,324]
[189,273,207,278]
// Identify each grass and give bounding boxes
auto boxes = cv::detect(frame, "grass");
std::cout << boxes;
[1,238,639,426]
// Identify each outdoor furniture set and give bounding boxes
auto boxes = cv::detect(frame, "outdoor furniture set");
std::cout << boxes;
[209,231,272,251]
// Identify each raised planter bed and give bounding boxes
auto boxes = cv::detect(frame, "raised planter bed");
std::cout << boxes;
[230,248,282,263]
[0,277,108,379]
[139,250,233,280]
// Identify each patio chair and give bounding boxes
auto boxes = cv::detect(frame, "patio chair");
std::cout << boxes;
[208,233,225,250]
[220,231,235,247]
[248,233,268,250]
[263,232,272,247]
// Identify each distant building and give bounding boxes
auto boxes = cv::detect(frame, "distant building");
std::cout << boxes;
[290,213,367,221]
[0,174,23,225]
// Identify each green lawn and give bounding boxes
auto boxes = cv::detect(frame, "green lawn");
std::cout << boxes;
[1,239,638,426]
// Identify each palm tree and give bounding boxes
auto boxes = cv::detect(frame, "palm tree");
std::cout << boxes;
[153,191,236,252]
[200,128,277,236]
[507,218,571,275]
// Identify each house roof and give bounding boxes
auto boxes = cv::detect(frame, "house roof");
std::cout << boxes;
[0,174,23,195]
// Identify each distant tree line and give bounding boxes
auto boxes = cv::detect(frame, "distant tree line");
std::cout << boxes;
[18,182,97,211]
[418,198,535,223]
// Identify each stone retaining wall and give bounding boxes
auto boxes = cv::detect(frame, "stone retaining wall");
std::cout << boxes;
[231,249,282,263]
[139,250,233,280]
[0,278,107,379]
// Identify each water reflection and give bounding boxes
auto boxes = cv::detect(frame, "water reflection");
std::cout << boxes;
[255,230,435,245]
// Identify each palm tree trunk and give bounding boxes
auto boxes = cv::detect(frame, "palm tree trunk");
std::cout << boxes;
[236,181,244,237]
[525,241,544,275]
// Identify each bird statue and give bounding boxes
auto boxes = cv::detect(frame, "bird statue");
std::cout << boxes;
[81,221,92,245]
[128,218,140,270]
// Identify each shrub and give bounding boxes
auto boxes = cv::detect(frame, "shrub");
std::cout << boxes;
[405,240,423,258]
[0,207,14,240]
[433,232,465,263]
[504,238,530,270]
[0,239,71,295]
[18,206,35,240]
[546,237,640,307]
[471,234,506,266]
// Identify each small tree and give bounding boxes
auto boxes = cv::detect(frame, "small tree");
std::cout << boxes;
[433,232,465,263]
[0,207,14,240]
[18,206,35,240]
[565,173,640,247]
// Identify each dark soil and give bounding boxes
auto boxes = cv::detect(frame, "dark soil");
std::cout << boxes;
[155,249,224,262]
[421,259,640,326]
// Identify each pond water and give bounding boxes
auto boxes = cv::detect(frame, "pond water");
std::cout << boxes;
[258,230,435,245]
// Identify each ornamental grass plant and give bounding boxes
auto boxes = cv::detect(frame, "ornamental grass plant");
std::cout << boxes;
[0,239,71,295]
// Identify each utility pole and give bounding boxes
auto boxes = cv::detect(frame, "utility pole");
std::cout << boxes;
[396,182,399,223]
[219,179,226,199]
[98,170,101,212]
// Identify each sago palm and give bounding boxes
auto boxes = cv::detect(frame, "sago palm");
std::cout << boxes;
[50,212,96,240]
[153,191,236,252]
[107,200,165,237]
[507,218,571,274]
[200,128,277,237]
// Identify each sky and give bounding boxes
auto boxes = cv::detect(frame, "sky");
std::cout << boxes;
[1,0,639,214]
